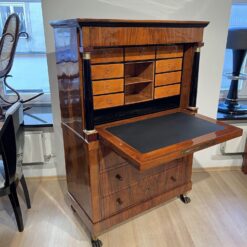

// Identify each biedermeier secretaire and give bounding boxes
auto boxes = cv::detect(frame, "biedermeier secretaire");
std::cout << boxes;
[50,19,242,247]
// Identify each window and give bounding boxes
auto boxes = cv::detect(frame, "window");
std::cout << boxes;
[0,1,50,104]
[0,3,27,37]
[220,4,247,99]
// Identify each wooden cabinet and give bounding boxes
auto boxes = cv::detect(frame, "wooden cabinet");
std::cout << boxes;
[51,18,243,244]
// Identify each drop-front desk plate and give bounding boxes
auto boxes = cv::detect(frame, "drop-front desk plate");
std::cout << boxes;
[96,109,243,171]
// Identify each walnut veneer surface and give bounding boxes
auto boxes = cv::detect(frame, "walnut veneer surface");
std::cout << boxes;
[51,19,242,239]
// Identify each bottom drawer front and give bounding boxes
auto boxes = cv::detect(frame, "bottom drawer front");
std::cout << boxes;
[102,162,186,218]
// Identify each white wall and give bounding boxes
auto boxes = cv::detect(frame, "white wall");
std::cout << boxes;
[38,0,243,177]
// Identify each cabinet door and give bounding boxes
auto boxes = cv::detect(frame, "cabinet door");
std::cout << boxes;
[96,110,242,171]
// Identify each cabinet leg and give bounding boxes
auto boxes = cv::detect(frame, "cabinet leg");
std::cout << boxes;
[179,194,191,204]
[91,238,103,247]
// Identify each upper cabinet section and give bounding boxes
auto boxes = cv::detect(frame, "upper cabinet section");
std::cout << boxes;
[50,18,209,49]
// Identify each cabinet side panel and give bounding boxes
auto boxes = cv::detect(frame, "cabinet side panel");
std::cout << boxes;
[53,27,84,128]
[62,124,92,218]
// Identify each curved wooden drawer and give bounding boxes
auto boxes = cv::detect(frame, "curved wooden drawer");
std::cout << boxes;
[101,162,186,218]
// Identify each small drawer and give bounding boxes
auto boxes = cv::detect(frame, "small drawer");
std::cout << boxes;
[93,79,124,95]
[94,93,124,109]
[91,48,123,64]
[91,64,124,80]
[154,84,181,99]
[155,71,182,86]
[156,58,182,73]
[101,162,186,218]
[156,45,183,59]
[125,46,155,61]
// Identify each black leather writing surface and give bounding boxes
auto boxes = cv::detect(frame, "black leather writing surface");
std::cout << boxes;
[107,112,224,153]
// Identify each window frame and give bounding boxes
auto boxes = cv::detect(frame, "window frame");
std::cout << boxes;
[0,1,51,105]
[220,3,247,100]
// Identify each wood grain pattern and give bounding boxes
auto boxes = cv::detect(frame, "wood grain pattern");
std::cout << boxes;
[155,71,182,86]
[62,124,93,219]
[83,27,205,48]
[101,160,186,218]
[98,144,128,172]
[125,46,155,61]
[92,79,124,95]
[91,48,123,64]
[180,44,195,108]
[91,64,124,80]
[156,45,183,59]
[100,159,179,197]
[94,93,124,109]
[156,58,183,73]
[154,84,181,99]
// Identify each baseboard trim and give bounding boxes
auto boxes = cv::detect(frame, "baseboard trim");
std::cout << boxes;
[25,175,66,181]
[192,166,242,173]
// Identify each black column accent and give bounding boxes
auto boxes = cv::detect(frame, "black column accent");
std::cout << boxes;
[83,53,94,131]
[189,48,200,107]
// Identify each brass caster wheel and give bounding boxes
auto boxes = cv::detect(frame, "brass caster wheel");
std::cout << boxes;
[91,239,102,247]
[179,194,191,204]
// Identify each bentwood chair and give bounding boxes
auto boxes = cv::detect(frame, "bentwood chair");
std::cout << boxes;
[0,101,31,231]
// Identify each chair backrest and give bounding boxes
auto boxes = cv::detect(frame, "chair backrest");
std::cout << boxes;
[0,13,20,78]
[0,101,24,186]
[0,115,17,186]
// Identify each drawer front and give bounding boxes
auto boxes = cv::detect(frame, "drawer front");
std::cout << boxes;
[125,46,155,61]
[91,64,124,80]
[155,71,182,86]
[154,84,181,99]
[91,48,123,64]
[156,45,183,59]
[156,58,182,73]
[99,145,128,172]
[93,79,124,95]
[100,161,170,197]
[101,162,186,218]
[94,93,124,109]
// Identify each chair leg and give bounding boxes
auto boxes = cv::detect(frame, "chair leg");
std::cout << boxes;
[20,175,31,209]
[8,183,24,232]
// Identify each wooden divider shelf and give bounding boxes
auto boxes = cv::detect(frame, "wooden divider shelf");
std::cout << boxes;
[124,61,154,104]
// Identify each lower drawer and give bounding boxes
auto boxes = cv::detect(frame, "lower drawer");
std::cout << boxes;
[100,159,178,197]
[101,162,186,218]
